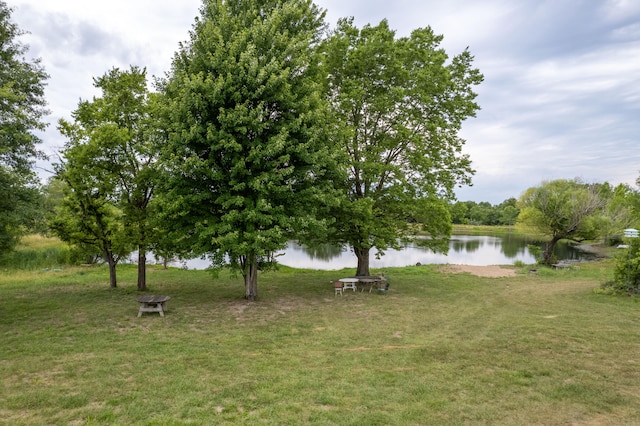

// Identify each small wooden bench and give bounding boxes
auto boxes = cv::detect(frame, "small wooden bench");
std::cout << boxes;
[136,295,170,317]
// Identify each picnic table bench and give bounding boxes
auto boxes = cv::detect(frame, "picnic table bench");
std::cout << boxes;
[136,295,170,317]
[552,263,572,270]
[338,276,386,293]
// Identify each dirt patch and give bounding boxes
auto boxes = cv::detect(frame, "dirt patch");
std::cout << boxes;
[438,264,518,278]
[224,296,310,323]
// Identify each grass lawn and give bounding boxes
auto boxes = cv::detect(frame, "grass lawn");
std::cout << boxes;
[1,260,640,424]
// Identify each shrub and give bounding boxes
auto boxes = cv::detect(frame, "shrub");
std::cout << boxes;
[603,242,640,294]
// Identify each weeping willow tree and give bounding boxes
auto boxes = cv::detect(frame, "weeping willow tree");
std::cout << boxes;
[517,179,605,265]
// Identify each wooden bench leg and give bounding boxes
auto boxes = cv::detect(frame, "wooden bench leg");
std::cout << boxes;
[138,302,167,317]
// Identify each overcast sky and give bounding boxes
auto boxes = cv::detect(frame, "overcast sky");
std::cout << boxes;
[10,0,640,204]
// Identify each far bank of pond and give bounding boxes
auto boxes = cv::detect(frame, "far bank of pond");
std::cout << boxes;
[168,234,596,271]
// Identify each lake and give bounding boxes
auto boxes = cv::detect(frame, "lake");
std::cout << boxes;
[167,234,593,270]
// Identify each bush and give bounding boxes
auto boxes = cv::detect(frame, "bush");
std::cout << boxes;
[603,242,640,294]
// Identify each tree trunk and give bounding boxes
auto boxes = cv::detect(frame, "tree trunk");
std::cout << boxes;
[137,247,147,291]
[542,235,562,265]
[242,253,259,301]
[106,254,118,288]
[354,246,371,276]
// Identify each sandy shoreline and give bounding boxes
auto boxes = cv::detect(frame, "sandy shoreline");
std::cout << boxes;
[439,242,608,278]
[438,264,518,277]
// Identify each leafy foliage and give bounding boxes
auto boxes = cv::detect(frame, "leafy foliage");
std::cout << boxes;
[0,1,48,254]
[50,147,130,288]
[517,179,605,265]
[0,169,42,257]
[601,240,640,294]
[0,1,48,173]
[320,18,483,275]
[449,198,520,226]
[601,179,640,294]
[53,67,158,288]
[160,0,339,299]
[593,182,639,246]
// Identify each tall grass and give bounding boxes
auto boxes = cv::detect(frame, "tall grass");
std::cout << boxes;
[0,235,78,270]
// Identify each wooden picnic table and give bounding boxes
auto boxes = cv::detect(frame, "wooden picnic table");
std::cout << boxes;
[136,295,170,317]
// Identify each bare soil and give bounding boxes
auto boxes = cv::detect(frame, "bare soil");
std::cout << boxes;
[438,264,518,277]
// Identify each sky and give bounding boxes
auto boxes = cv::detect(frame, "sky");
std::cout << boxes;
[9,0,640,204]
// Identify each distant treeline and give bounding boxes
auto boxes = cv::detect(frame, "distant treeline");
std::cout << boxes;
[449,198,519,226]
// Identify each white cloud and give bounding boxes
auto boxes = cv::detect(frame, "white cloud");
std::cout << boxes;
[7,0,640,203]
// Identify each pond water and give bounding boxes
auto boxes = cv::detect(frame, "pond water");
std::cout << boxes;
[166,234,592,271]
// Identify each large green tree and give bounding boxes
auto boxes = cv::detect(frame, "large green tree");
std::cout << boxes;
[160,0,338,300]
[0,1,48,254]
[497,198,519,226]
[51,143,129,288]
[55,67,159,289]
[517,179,605,265]
[321,19,483,275]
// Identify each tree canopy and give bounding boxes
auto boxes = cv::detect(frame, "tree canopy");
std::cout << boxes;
[54,66,158,289]
[517,178,605,265]
[159,0,339,300]
[0,1,48,174]
[0,1,48,255]
[449,198,519,226]
[320,18,483,275]
[52,131,130,288]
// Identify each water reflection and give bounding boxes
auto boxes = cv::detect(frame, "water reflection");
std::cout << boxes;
[162,234,592,270]
[276,235,591,270]
[294,242,345,260]
[450,237,481,254]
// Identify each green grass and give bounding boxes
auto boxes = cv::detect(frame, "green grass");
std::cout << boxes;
[452,224,522,235]
[2,261,640,424]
